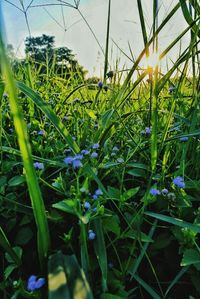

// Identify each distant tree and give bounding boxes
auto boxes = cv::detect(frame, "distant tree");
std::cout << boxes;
[24,34,86,80]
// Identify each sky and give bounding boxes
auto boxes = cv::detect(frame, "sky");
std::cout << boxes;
[2,0,190,77]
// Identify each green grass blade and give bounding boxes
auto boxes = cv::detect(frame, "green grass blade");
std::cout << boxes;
[103,0,111,81]
[132,274,161,299]
[16,81,80,153]
[137,0,149,56]
[94,219,108,292]
[0,20,50,264]
[145,212,200,233]
[179,0,200,37]
[164,266,189,297]
[0,226,21,266]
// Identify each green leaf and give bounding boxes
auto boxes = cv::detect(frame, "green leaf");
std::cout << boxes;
[15,227,33,245]
[103,215,120,236]
[8,175,26,187]
[5,246,22,264]
[132,274,161,299]
[121,187,140,201]
[145,212,200,233]
[124,230,153,243]
[4,264,17,280]
[127,168,146,177]
[52,200,77,216]
[48,252,93,299]
[100,294,123,299]
[181,249,200,267]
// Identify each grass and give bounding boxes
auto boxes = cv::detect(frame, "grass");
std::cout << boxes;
[0,0,200,298]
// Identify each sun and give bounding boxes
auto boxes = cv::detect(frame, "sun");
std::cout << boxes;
[143,50,160,71]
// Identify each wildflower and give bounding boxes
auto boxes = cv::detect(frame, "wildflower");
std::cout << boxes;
[27,275,45,291]
[74,154,83,160]
[169,85,176,93]
[150,188,161,196]
[92,194,98,200]
[64,156,73,165]
[93,207,97,212]
[161,188,169,195]
[73,98,79,104]
[64,148,72,153]
[33,162,44,170]
[112,146,119,152]
[88,229,96,240]
[84,202,91,210]
[173,176,185,188]
[180,136,188,142]
[103,85,108,92]
[72,159,82,169]
[95,189,103,196]
[92,143,99,149]
[98,81,103,88]
[94,123,98,128]
[141,127,151,135]
[63,116,68,121]
[9,128,14,133]
[38,130,44,136]
[81,149,90,155]
[91,152,98,158]
[117,158,124,163]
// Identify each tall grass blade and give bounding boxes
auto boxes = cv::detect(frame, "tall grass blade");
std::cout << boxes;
[0,226,21,266]
[103,0,111,81]
[164,266,189,297]
[17,81,80,153]
[0,15,50,264]
[145,212,200,233]
[132,274,161,299]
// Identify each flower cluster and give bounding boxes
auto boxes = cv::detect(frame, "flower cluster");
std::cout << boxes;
[92,188,103,200]
[150,188,169,196]
[64,154,83,169]
[88,229,96,240]
[27,275,45,291]
[98,81,108,92]
[173,176,185,188]
[33,162,44,170]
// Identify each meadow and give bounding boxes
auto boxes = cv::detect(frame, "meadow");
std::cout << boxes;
[0,0,200,298]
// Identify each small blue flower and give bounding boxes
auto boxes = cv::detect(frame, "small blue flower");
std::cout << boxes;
[72,159,82,169]
[38,130,44,136]
[161,188,169,195]
[173,176,185,188]
[74,154,83,160]
[91,152,98,158]
[112,146,119,152]
[92,143,99,149]
[98,81,103,88]
[95,189,103,196]
[27,275,45,291]
[88,229,96,240]
[145,127,151,134]
[180,136,188,142]
[64,156,74,165]
[33,162,44,170]
[150,188,161,196]
[84,202,91,210]
[92,194,98,200]
[81,149,90,155]
[63,116,68,121]
[103,85,108,92]
[93,207,97,212]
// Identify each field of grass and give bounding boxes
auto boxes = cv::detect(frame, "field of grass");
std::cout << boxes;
[0,0,200,298]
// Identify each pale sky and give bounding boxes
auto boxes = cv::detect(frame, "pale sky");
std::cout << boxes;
[2,0,190,77]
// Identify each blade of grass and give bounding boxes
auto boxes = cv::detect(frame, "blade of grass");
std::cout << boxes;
[164,266,189,298]
[16,81,80,153]
[103,0,111,81]
[0,12,50,265]
[0,226,21,266]
[145,212,200,233]
[132,274,161,299]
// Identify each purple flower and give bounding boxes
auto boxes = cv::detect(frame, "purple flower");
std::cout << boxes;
[98,81,103,88]
[74,154,83,160]
[173,176,185,188]
[72,159,82,169]
[92,194,98,200]
[38,130,44,136]
[112,146,119,152]
[64,156,73,165]
[27,275,45,291]
[33,162,44,170]
[95,189,103,196]
[180,136,188,142]
[88,229,96,240]
[84,202,91,210]
[145,127,151,134]
[92,143,99,149]
[81,149,90,155]
[91,152,98,158]
[150,188,161,196]
[103,85,108,92]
